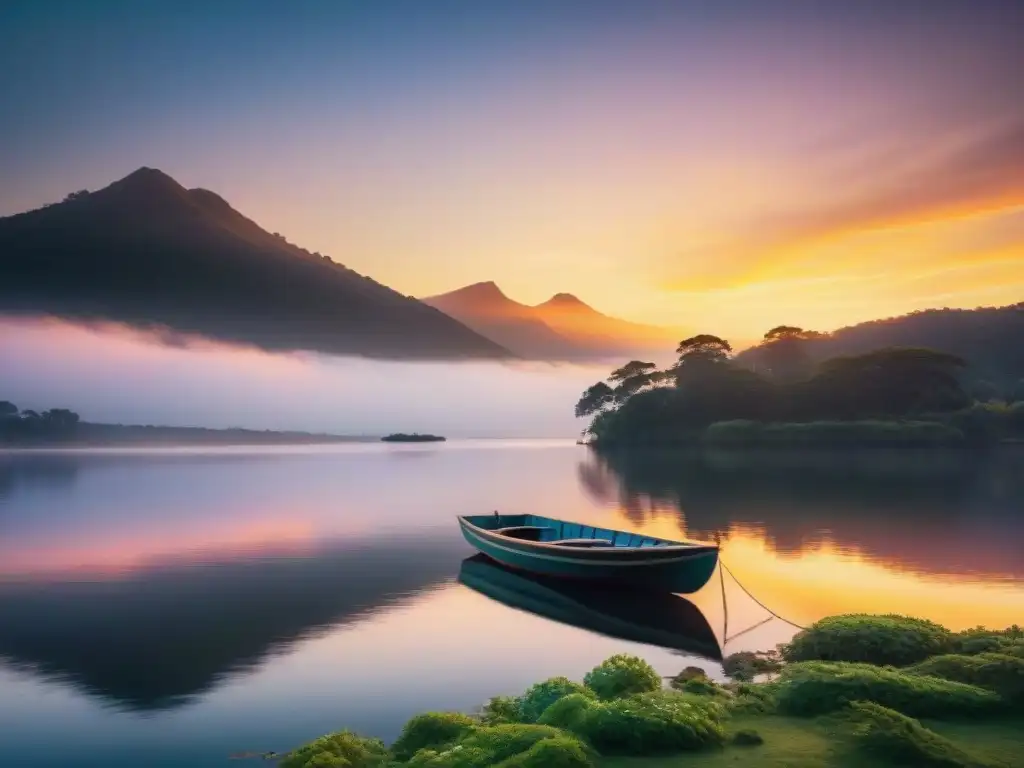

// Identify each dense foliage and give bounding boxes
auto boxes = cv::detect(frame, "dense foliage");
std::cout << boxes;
[517,677,594,723]
[492,735,592,768]
[783,615,953,667]
[0,401,80,444]
[846,701,996,768]
[391,713,477,760]
[909,653,1024,705]
[451,725,572,764]
[538,690,726,755]
[582,654,662,700]
[575,326,1024,446]
[279,636,1024,768]
[739,305,1024,399]
[774,661,1002,718]
[479,695,522,725]
[280,730,389,768]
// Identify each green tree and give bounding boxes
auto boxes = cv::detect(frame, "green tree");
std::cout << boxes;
[608,360,667,402]
[0,401,17,418]
[671,334,733,389]
[675,334,732,367]
[42,408,80,430]
[807,348,968,418]
[760,326,820,383]
[575,382,615,418]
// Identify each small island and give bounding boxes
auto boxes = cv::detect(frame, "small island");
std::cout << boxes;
[381,433,447,443]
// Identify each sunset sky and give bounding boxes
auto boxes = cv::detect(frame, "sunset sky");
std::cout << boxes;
[2,1,1022,345]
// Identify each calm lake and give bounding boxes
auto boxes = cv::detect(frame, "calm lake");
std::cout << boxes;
[1,440,1022,767]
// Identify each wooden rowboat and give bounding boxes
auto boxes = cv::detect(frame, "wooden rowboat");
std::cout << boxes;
[459,555,722,659]
[457,513,719,594]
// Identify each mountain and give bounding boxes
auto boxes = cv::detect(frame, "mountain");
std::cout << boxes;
[736,304,1024,393]
[422,282,584,360]
[423,282,682,362]
[0,168,511,360]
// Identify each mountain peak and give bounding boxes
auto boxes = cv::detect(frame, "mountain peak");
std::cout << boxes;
[428,281,511,304]
[537,292,592,311]
[99,167,188,203]
[464,280,506,297]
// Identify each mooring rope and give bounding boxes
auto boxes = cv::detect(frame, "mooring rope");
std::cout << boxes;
[718,558,806,647]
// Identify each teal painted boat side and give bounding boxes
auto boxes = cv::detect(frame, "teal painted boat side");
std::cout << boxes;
[458,515,719,594]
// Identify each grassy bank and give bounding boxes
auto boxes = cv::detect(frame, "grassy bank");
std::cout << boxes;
[278,616,1024,768]
[601,713,1024,768]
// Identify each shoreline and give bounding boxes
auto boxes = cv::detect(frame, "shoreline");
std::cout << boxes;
[275,614,1024,768]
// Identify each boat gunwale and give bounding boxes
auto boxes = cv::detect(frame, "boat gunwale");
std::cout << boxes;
[457,515,719,557]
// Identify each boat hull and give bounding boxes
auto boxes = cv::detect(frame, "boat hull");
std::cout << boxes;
[458,517,718,594]
[459,555,722,658]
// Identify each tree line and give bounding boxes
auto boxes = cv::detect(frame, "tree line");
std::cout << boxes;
[576,327,1024,446]
[0,401,81,442]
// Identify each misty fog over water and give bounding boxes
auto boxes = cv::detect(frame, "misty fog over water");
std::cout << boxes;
[0,317,599,437]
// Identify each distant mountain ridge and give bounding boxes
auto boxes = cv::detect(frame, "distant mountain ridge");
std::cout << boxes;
[423,281,682,362]
[0,168,511,360]
[737,304,1024,392]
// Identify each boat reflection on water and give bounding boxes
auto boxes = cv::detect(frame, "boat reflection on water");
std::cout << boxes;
[458,554,722,661]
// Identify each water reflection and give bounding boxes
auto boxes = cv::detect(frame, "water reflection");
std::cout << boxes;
[581,447,1024,629]
[458,555,722,660]
[0,533,461,712]
[0,452,80,500]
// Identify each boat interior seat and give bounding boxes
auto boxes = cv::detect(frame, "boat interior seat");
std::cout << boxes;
[494,525,552,541]
[551,538,614,547]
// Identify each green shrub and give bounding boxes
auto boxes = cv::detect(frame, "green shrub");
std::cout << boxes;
[537,693,595,731]
[457,724,567,764]
[725,682,777,714]
[1002,641,1024,659]
[493,736,593,768]
[542,689,725,755]
[952,625,1024,656]
[404,745,491,768]
[674,677,722,697]
[731,729,764,746]
[774,661,1002,718]
[847,701,996,768]
[584,654,662,699]
[480,695,522,725]
[280,731,388,768]
[391,712,477,760]
[955,635,1006,656]
[671,666,707,683]
[518,677,593,722]
[722,651,783,681]
[406,726,584,768]
[909,653,1024,704]
[783,614,952,667]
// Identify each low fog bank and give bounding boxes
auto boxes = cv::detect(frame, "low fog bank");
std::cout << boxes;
[0,318,601,438]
